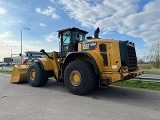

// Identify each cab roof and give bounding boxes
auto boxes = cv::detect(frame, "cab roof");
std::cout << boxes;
[57,27,88,35]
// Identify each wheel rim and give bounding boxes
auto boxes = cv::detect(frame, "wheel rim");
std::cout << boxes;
[30,69,36,81]
[69,70,82,86]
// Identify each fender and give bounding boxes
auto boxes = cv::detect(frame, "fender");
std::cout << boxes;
[34,58,58,80]
[63,51,103,75]
[34,58,44,70]
[34,58,54,70]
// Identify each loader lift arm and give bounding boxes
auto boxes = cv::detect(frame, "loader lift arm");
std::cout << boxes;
[40,49,53,59]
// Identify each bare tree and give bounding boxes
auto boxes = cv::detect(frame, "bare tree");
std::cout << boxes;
[137,59,145,64]
[147,41,160,68]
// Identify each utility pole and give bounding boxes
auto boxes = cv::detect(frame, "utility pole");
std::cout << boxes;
[21,28,31,63]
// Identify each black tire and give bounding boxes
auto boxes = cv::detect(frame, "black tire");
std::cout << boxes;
[27,63,48,87]
[64,60,98,95]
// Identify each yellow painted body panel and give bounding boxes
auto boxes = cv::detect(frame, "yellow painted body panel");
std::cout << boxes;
[80,39,122,72]
[78,39,143,85]
[10,64,29,83]
[85,51,103,73]
[10,52,60,83]
[39,52,60,79]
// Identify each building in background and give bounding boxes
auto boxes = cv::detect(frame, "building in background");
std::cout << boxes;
[4,56,22,65]
[4,57,12,63]
[23,51,47,64]
[3,51,49,65]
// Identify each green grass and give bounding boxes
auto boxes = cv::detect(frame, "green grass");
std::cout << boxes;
[143,70,160,75]
[112,80,160,91]
[138,63,153,69]
[138,63,160,75]
[0,71,12,74]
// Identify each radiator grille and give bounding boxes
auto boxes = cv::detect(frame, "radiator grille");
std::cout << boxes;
[127,45,137,67]
[119,41,137,70]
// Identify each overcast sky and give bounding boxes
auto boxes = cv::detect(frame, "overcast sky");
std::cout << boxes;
[0,0,160,61]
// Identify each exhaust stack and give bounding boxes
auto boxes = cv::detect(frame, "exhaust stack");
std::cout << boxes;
[94,27,100,38]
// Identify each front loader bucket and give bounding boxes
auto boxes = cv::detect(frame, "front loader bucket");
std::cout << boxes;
[10,64,29,83]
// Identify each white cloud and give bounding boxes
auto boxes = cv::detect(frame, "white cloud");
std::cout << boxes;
[45,32,58,42]
[39,23,47,27]
[0,31,13,41]
[0,32,20,49]
[0,31,44,61]
[0,7,7,14]
[123,0,160,43]
[50,0,56,4]
[0,31,19,61]
[59,0,160,45]
[59,0,138,28]
[35,6,60,19]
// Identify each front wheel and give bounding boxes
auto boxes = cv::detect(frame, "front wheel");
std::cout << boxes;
[27,63,48,87]
[64,60,98,95]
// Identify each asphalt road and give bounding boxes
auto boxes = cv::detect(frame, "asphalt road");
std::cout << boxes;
[0,73,160,120]
[132,74,160,82]
[135,74,160,79]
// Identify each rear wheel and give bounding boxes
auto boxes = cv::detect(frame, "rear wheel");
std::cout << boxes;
[27,63,48,87]
[64,60,98,95]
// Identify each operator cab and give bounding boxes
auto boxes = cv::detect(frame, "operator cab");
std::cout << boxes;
[58,27,88,57]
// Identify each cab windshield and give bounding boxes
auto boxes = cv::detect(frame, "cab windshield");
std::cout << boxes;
[62,32,85,44]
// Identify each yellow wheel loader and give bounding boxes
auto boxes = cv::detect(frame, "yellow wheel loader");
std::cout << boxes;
[10,27,143,95]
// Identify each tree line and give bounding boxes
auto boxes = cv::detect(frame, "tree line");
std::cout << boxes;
[138,41,160,69]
